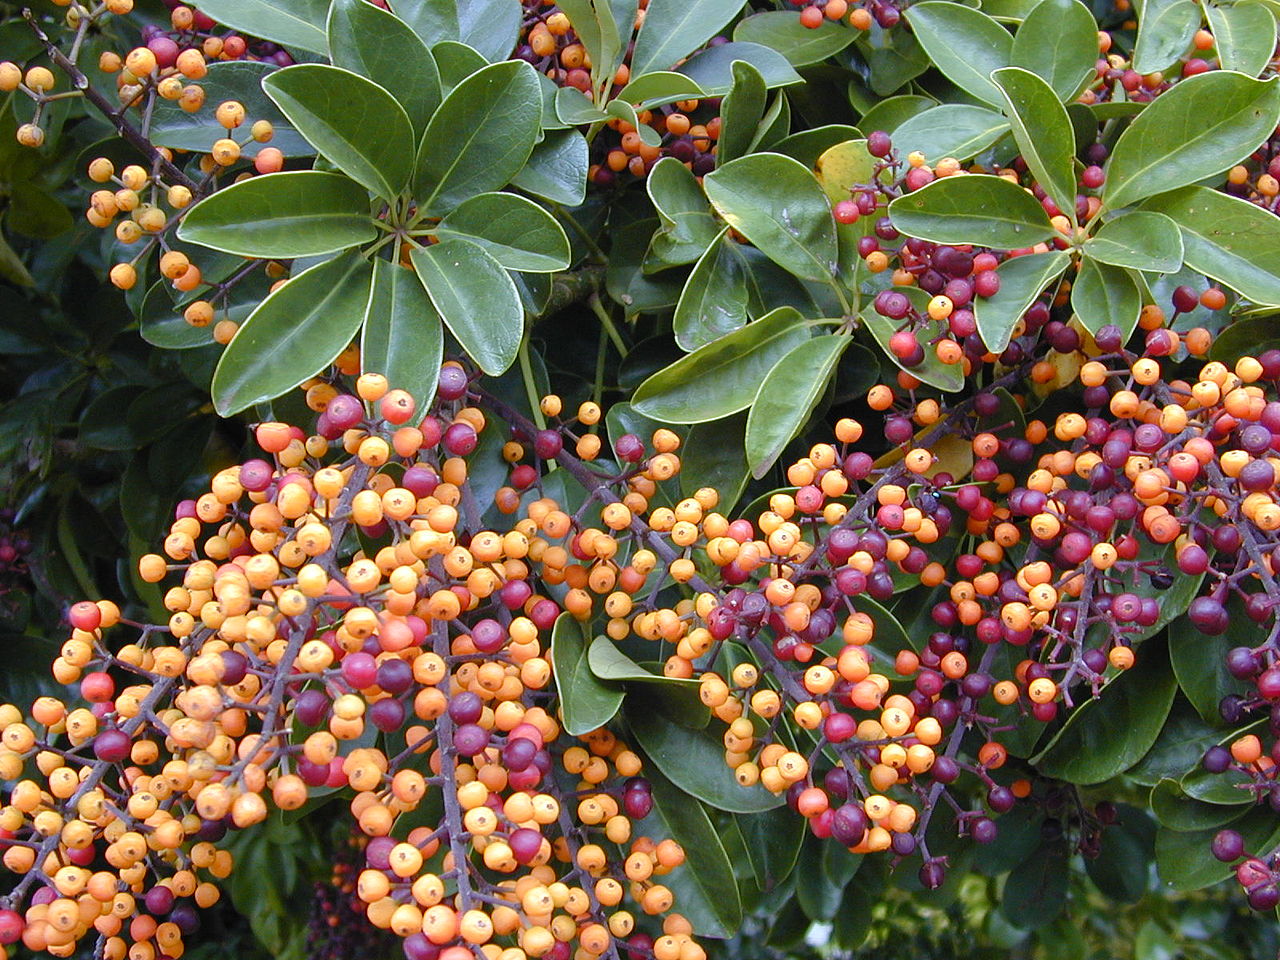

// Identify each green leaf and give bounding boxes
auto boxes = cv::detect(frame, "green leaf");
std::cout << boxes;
[1206,1,1277,77]
[861,308,965,392]
[184,0,329,53]
[732,11,857,66]
[1141,185,1280,306]
[549,615,623,735]
[904,2,1013,106]
[796,834,845,921]
[676,42,804,97]
[211,251,373,416]
[511,129,589,206]
[1168,592,1255,724]
[814,138,881,276]
[327,0,441,136]
[615,71,708,107]
[635,765,743,938]
[1210,316,1280,364]
[1129,697,1225,787]
[974,250,1070,353]
[856,20,931,96]
[361,260,443,414]
[632,307,811,422]
[263,65,414,200]
[150,61,312,158]
[1085,804,1156,903]
[1156,809,1280,891]
[1031,639,1177,784]
[890,104,1010,163]
[717,61,768,166]
[681,412,752,511]
[7,182,70,238]
[432,40,489,91]
[1132,0,1201,74]
[176,171,376,259]
[887,174,1056,248]
[856,95,935,138]
[674,228,751,350]
[738,807,805,892]
[1103,72,1280,210]
[991,67,1078,222]
[1072,256,1143,338]
[631,0,748,75]
[605,99,662,147]
[704,153,838,282]
[768,125,864,167]
[1150,778,1248,831]
[414,60,543,212]
[388,0,521,62]
[588,638,697,684]
[409,238,523,376]
[647,156,719,258]
[1001,841,1069,928]
[630,708,784,813]
[1085,210,1184,272]
[1010,0,1098,101]
[434,193,570,272]
[746,335,850,478]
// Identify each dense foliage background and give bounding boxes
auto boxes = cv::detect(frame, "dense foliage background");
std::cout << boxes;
[2,0,1280,957]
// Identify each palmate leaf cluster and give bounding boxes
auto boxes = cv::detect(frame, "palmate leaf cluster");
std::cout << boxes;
[3,0,1280,957]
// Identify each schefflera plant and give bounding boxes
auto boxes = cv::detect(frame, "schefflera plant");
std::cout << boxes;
[176,0,576,416]
[630,0,1280,481]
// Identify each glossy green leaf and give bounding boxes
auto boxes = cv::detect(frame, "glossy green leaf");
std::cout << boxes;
[434,193,570,272]
[388,0,521,62]
[1180,721,1264,803]
[1129,697,1227,787]
[1072,256,1143,339]
[1156,809,1280,890]
[1206,1,1277,77]
[635,766,743,938]
[1142,185,1280,305]
[176,172,376,259]
[856,20,932,95]
[1001,841,1069,928]
[211,251,373,416]
[1132,0,1201,74]
[887,174,1056,248]
[615,71,708,107]
[704,154,838,282]
[414,60,543,212]
[588,638,697,684]
[361,260,444,414]
[768,125,864,166]
[676,42,804,96]
[681,412,752,511]
[1010,0,1098,101]
[185,0,329,53]
[1031,640,1177,784]
[738,807,805,892]
[1168,593,1256,724]
[904,2,1013,106]
[890,104,1010,163]
[432,40,488,91]
[1104,72,1280,210]
[327,0,441,136]
[746,335,850,478]
[550,614,623,736]
[632,307,811,422]
[511,129,589,206]
[1085,211,1184,272]
[605,100,662,148]
[857,95,935,137]
[1210,316,1280,364]
[410,238,523,376]
[150,62,312,158]
[263,65,414,200]
[991,67,1078,222]
[630,709,784,813]
[1150,778,1249,831]
[674,228,751,350]
[717,61,768,166]
[631,0,747,74]
[732,11,857,66]
[974,250,1071,353]
[1085,805,1156,903]
[862,308,965,392]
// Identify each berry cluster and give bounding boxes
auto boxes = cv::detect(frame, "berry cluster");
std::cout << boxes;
[0,367,707,960]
